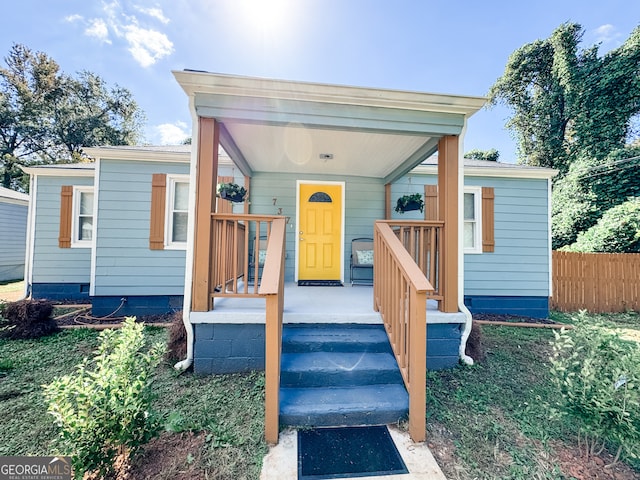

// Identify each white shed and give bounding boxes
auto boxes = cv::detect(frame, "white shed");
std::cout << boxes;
[0,186,29,282]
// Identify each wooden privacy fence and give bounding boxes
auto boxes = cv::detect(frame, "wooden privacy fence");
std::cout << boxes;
[552,251,640,312]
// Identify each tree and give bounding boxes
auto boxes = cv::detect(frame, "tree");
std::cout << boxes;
[488,23,640,173]
[464,148,499,162]
[0,44,144,190]
[552,145,640,248]
[563,197,640,253]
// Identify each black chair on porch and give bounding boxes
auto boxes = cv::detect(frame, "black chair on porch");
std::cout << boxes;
[350,237,374,286]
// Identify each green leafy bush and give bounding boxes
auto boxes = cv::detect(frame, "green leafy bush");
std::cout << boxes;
[43,318,166,478]
[564,197,640,252]
[552,146,640,250]
[550,314,640,465]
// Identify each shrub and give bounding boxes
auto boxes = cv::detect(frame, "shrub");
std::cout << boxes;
[549,313,640,465]
[0,299,57,339]
[564,197,640,252]
[43,318,166,478]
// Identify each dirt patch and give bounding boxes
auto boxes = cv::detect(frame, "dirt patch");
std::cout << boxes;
[126,432,207,480]
[553,442,638,480]
[81,432,207,480]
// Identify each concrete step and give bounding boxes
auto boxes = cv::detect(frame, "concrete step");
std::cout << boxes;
[280,351,403,388]
[279,384,409,427]
[281,324,391,353]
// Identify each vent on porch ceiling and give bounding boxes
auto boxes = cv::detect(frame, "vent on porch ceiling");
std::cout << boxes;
[319,153,333,161]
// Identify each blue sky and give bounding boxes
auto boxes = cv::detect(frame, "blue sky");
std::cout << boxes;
[2,1,639,162]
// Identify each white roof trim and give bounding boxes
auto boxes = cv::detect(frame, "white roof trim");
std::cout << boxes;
[83,146,233,165]
[83,147,191,164]
[20,165,95,177]
[174,71,486,117]
[0,186,29,204]
[411,163,558,179]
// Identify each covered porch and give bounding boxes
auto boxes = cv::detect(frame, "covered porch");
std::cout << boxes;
[174,71,485,445]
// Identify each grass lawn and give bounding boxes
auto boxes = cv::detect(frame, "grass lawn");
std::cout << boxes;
[0,312,638,479]
[427,311,640,479]
[0,327,267,479]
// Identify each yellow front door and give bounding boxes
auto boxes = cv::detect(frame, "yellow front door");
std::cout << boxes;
[298,183,342,281]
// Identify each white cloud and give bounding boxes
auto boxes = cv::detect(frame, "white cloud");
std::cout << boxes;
[64,14,83,23]
[155,122,190,145]
[135,6,170,24]
[67,2,174,68]
[593,24,622,44]
[85,18,111,44]
[124,25,174,67]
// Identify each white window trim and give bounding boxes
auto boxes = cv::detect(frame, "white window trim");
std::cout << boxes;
[71,186,94,248]
[464,186,483,254]
[165,174,190,250]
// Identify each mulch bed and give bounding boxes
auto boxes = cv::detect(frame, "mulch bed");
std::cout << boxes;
[53,306,175,328]
[471,313,558,324]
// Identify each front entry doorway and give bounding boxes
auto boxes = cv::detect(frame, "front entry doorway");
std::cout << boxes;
[297,182,344,282]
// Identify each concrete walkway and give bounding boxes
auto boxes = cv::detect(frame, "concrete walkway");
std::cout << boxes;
[260,425,447,480]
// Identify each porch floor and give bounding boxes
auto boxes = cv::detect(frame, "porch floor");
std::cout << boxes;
[189,283,466,325]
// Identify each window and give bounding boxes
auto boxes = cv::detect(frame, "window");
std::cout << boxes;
[71,186,94,247]
[165,175,189,248]
[463,187,482,254]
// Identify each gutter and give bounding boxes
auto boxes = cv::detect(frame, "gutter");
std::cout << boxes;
[174,96,199,372]
[21,171,36,300]
[456,121,474,366]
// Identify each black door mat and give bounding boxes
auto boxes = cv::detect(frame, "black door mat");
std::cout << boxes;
[297,280,343,287]
[298,426,408,479]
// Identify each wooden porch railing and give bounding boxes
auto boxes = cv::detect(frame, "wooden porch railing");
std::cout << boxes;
[374,221,432,442]
[377,220,443,303]
[260,217,286,445]
[210,213,286,444]
[210,213,282,306]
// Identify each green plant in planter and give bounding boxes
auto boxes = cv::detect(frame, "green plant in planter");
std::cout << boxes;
[217,182,247,203]
[395,193,424,213]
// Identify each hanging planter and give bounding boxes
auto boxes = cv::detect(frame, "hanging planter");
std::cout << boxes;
[395,193,424,214]
[217,182,247,203]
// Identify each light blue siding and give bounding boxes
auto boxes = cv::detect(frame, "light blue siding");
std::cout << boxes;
[249,172,385,282]
[393,173,551,298]
[0,199,28,281]
[465,176,550,297]
[93,159,189,296]
[32,176,93,284]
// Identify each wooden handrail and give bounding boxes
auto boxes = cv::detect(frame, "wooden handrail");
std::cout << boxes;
[259,218,286,295]
[206,213,285,444]
[374,221,432,442]
[377,220,443,302]
[260,218,286,445]
[209,213,281,305]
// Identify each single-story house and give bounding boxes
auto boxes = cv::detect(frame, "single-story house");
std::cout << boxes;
[0,186,29,282]
[23,72,557,443]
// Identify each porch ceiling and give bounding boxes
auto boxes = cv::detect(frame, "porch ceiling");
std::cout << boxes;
[221,121,435,179]
[174,71,486,182]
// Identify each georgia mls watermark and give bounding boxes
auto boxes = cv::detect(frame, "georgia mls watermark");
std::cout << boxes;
[0,456,72,480]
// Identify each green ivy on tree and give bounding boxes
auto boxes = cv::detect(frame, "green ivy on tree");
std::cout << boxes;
[488,23,640,174]
[552,146,640,248]
[563,197,640,253]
